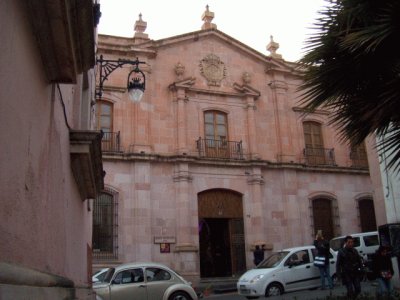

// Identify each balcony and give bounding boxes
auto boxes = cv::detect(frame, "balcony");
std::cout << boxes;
[304,147,336,166]
[101,131,121,153]
[196,137,244,159]
[350,149,368,168]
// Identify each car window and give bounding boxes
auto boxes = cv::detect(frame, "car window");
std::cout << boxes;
[96,270,108,282]
[330,238,344,251]
[145,268,171,282]
[312,248,334,259]
[330,237,360,250]
[364,235,379,246]
[257,251,289,268]
[284,250,309,266]
[113,268,144,284]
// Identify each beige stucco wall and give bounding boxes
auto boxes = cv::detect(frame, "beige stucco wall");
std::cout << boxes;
[0,0,93,292]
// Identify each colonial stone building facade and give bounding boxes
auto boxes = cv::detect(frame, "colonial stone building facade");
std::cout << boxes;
[94,7,386,283]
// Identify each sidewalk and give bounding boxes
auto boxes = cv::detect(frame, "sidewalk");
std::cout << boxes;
[268,281,379,299]
[195,280,392,299]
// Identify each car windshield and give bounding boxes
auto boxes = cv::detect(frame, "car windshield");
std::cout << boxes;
[256,251,289,268]
[103,268,116,283]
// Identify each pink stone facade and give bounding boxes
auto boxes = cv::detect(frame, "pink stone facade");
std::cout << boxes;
[95,11,386,283]
[1,1,102,299]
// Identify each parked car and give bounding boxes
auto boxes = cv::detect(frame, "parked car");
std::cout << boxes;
[92,268,109,283]
[237,245,337,298]
[330,231,379,262]
[93,262,198,300]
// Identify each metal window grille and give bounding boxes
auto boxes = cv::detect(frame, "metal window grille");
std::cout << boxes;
[93,188,118,260]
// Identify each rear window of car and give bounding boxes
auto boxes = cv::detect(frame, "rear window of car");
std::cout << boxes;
[330,237,360,251]
[363,235,379,246]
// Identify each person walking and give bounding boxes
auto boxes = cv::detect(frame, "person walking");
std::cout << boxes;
[372,245,394,298]
[336,235,363,299]
[253,245,264,266]
[313,231,334,290]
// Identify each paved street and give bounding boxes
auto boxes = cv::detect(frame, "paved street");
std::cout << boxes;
[203,281,378,299]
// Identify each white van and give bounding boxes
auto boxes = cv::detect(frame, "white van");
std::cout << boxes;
[330,231,379,262]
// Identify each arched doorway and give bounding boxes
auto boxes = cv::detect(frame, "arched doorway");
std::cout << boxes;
[358,198,377,232]
[198,189,246,278]
[312,198,334,240]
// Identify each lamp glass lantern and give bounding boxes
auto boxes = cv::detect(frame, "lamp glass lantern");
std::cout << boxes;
[127,66,146,103]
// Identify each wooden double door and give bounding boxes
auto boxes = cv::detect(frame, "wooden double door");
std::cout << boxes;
[198,189,246,278]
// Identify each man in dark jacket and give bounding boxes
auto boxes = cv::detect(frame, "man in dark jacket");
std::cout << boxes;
[336,235,363,299]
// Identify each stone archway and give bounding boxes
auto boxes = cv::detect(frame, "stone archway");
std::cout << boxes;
[198,189,246,278]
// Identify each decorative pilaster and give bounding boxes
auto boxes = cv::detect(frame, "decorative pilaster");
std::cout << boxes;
[169,76,196,155]
[269,79,296,163]
[173,163,198,277]
[246,167,266,246]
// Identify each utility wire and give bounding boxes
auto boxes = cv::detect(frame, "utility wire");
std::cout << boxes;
[56,84,71,130]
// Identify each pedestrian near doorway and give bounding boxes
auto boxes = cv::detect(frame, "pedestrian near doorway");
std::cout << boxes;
[372,245,395,298]
[253,245,264,266]
[336,235,363,299]
[313,230,334,290]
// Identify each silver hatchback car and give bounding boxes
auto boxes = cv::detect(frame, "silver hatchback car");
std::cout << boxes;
[93,262,198,300]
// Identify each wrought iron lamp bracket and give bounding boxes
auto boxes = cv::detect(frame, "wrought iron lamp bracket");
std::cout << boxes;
[96,55,146,99]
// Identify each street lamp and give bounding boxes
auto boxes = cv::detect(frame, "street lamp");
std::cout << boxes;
[96,55,146,102]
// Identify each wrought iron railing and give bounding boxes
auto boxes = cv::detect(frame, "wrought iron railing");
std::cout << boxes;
[196,137,244,159]
[350,149,368,168]
[303,147,336,166]
[101,131,121,152]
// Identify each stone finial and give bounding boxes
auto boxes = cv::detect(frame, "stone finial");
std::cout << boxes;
[201,5,217,30]
[266,35,282,59]
[134,13,149,41]
[242,72,251,84]
[174,62,185,80]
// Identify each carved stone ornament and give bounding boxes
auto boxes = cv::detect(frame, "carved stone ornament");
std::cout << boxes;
[242,72,251,84]
[174,62,185,79]
[199,54,226,86]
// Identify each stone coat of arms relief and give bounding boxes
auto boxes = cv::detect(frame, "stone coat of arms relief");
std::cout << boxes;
[199,54,226,86]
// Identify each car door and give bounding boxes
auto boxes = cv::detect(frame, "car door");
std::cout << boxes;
[282,249,318,291]
[110,268,147,300]
[145,267,174,300]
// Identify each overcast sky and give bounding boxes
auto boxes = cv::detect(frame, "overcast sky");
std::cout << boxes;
[98,0,327,62]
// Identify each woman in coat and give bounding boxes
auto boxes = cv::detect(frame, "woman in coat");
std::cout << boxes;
[314,231,334,290]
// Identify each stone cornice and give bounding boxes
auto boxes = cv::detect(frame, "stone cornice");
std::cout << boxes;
[102,153,370,175]
[292,107,331,115]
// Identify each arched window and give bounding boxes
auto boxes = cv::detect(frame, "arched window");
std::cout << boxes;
[95,101,120,152]
[95,100,113,133]
[311,198,335,240]
[350,142,368,168]
[93,187,118,260]
[303,121,333,165]
[358,198,377,232]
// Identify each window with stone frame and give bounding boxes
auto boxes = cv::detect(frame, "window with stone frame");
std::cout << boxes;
[93,187,118,260]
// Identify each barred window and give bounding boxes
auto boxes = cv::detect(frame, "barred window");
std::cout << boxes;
[93,188,118,260]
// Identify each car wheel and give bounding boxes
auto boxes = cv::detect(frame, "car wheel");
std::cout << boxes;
[265,283,283,297]
[168,291,192,300]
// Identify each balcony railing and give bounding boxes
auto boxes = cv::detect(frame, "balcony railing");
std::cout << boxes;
[101,131,121,152]
[196,137,244,159]
[304,147,336,166]
[350,149,368,168]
